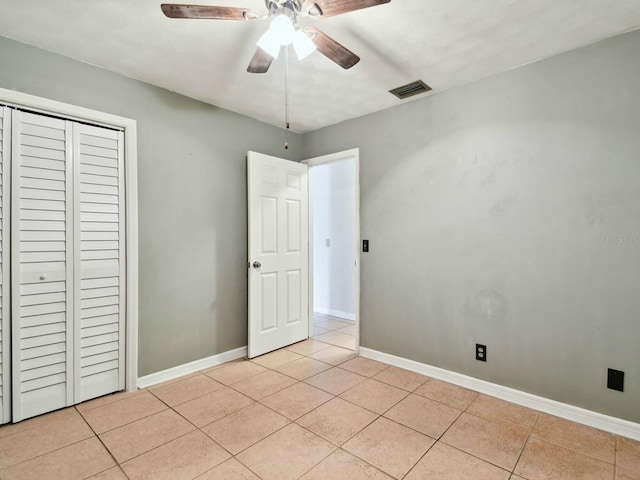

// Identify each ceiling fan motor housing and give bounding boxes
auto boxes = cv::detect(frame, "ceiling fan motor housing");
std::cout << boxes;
[267,0,300,12]
[266,0,320,17]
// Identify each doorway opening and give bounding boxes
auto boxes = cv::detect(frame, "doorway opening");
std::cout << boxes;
[305,149,360,353]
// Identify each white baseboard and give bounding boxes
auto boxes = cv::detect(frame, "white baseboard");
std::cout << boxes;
[359,347,640,441]
[314,308,356,322]
[136,346,247,389]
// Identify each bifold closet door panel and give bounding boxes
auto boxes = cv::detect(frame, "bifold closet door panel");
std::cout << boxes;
[73,124,125,402]
[0,107,10,424]
[11,110,74,421]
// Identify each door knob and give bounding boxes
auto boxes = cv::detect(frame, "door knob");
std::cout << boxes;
[252,261,262,269]
[40,274,47,281]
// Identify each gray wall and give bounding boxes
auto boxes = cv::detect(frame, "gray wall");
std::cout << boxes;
[2,27,639,422]
[0,35,302,376]
[303,30,640,422]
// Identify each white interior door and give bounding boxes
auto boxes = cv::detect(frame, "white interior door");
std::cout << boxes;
[8,111,125,422]
[73,123,126,403]
[11,110,74,421]
[247,151,309,358]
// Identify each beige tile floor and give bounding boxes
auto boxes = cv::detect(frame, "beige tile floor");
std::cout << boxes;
[312,313,356,351]
[0,344,638,479]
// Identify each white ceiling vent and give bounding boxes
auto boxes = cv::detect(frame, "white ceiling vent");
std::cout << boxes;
[389,80,432,100]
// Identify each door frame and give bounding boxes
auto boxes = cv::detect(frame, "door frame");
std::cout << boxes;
[302,148,360,353]
[0,87,139,392]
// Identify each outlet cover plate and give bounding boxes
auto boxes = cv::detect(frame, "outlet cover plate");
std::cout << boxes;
[476,344,487,362]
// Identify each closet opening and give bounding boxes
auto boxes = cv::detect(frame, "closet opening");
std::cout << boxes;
[0,88,138,424]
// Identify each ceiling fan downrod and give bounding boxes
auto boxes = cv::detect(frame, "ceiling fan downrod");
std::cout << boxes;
[284,46,290,149]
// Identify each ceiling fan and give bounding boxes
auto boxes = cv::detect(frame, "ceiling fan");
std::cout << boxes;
[161,0,391,73]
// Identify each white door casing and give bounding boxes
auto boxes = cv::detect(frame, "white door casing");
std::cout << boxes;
[0,86,139,407]
[302,148,361,354]
[247,152,309,358]
[0,106,10,424]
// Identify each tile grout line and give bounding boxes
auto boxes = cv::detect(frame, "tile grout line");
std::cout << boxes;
[526,434,617,467]
[447,389,510,469]
[527,411,618,465]
[401,436,439,480]
[439,440,515,476]
[86,391,207,475]
[74,405,132,480]
[337,386,408,417]
[287,446,337,480]
[338,447,397,480]
[146,377,229,413]
[510,436,533,478]
[332,446,401,480]
[115,429,202,472]
[209,413,294,458]
[399,396,469,479]
[76,389,146,415]
[81,396,170,436]
[293,397,382,448]
[0,432,97,475]
[510,411,543,475]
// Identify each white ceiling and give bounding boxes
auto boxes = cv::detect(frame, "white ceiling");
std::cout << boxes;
[1,0,640,133]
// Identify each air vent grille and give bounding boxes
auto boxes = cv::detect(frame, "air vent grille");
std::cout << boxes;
[389,80,432,100]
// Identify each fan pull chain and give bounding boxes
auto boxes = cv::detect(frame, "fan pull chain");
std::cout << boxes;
[284,45,290,150]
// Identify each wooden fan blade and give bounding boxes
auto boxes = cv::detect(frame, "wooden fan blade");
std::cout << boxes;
[307,28,360,69]
[161,4,260,20]
[247,48,274,73]
[311,0,390,18]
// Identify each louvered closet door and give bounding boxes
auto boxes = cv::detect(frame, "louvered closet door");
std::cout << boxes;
[0,107,11,424]
[73,124,125,402]
[11,110,74,421]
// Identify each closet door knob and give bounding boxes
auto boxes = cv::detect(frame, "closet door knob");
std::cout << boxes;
[252,261,262,269]
[40,274,47,281]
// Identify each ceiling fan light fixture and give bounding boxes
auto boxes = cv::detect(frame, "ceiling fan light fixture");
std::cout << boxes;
[257,29,281,59]
[269,14,296,46]
[293,30,316,60]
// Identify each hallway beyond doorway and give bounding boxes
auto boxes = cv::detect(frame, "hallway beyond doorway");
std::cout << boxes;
[312,313,356,351]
